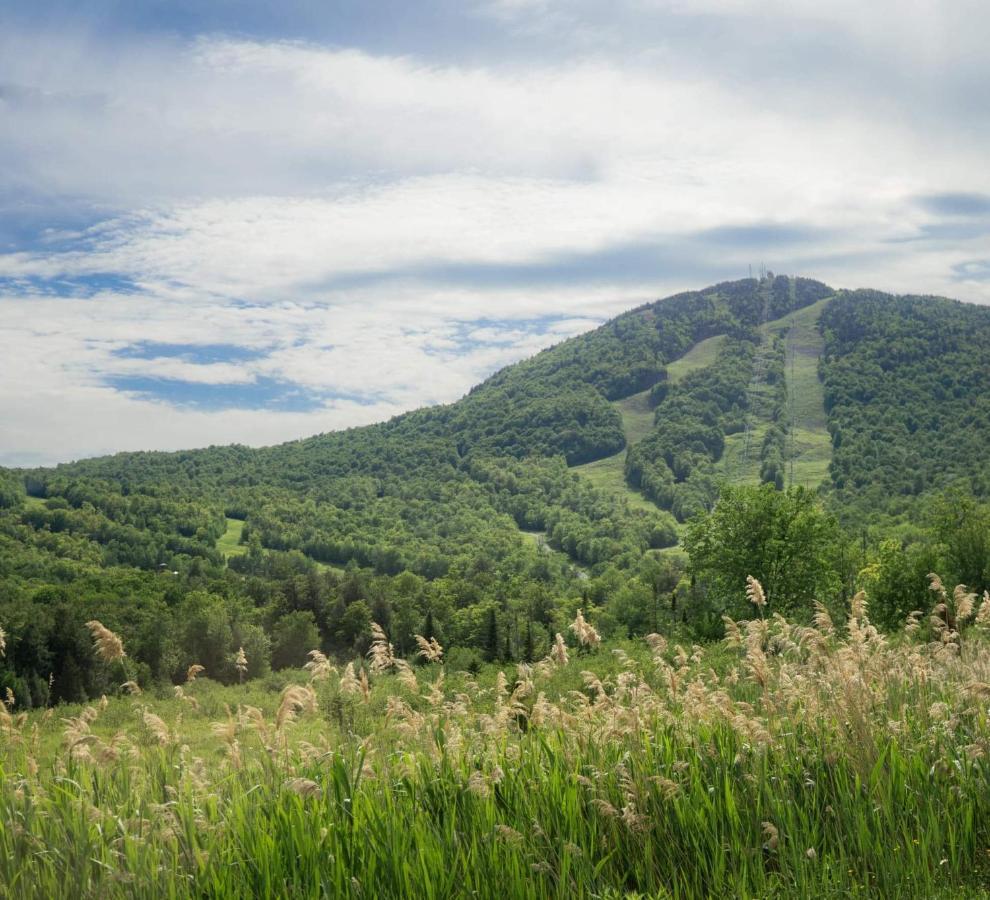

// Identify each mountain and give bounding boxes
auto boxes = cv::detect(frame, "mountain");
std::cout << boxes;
[4,274,990,704]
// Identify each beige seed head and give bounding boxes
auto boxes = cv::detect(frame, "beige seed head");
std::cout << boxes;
[746,576,767,609]
[414,634,444,664]
[304,650,335,682]
[85,620,125,664]
[285,777,321,798]
[569,610,601,649]
[762,821,779,850]
[367,623,395,673]
[186,664,205,683]
[550,633,569,667]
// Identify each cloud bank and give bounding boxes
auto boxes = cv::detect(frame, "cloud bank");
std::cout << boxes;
[1,1,988,464]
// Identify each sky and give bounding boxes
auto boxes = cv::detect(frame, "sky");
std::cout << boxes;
[1,1,989,466]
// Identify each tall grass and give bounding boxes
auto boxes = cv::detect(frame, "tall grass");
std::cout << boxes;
[3,580,990,897]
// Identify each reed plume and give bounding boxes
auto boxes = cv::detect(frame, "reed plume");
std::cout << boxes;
[746,576,766,610]
[339,661,360,697]
[550,633,569,666]
[569,610,601,649]
[367,623,395,673]
[85,620,125,664]
[186,664,206,683]
[414,634,443,664]
[304,650,336,682]
[235,647,248,683]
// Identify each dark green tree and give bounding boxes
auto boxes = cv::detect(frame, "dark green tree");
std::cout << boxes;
[270,611,321,670]
[684,483,841,618]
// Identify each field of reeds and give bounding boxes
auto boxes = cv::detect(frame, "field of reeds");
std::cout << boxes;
[4,578,990,898]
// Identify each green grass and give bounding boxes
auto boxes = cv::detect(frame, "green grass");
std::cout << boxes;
[23,496,47,510]
[572,452,663,514]
[520,529,550,549]
[776,299,833,488]
[217,516,247,559]
[5,613,990,898]
[666,333,728,384]
[613,388,656,444]
[719,423,769,485]
[714,297,833,490]
[572,389,665,514]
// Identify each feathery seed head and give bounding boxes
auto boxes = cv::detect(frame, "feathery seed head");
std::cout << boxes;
[85,620,125,664]
[186,664,205,683]
[304,650,336,682]
[569,610,601,649]
[414,634,444,664]
[550,632,569,667]
[746,576,767,610]
[367,623,395,673]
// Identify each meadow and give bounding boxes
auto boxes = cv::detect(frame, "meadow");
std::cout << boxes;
[3,578,990,898]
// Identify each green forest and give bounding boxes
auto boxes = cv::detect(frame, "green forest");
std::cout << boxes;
[3,275,990,707]
[9,274,990,897]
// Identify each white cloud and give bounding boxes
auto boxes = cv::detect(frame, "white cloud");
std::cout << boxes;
[1,11,989,464]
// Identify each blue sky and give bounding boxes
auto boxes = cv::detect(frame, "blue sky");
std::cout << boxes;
[1,1,989,465]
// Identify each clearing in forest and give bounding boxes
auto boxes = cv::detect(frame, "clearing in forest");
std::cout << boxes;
[571,334,732,512]
[571,297,832,516]
[217,517,248,559]
[716,297,832,489]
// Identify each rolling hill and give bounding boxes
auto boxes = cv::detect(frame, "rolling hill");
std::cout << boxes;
[4,273,990,703]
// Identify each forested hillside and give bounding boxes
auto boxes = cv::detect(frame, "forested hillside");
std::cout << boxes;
[5,275,990,705]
